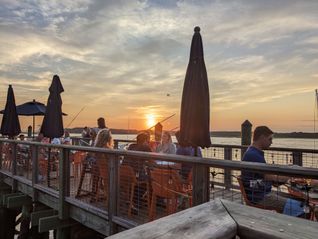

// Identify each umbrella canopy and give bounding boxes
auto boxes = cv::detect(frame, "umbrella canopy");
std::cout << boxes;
[40,75,65,138]
[15,99,46,115]
[0,85,21,138]
[179,26,211,148]
[0,99,67,116]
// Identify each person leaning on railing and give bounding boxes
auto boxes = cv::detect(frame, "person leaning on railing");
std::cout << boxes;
[241,126,305,217]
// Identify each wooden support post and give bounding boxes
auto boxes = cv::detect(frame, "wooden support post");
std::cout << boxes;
[241,120,252,158]
[32,145,39,201]
[2,192,24,206]
[192,164,209,206]
[19,203,32,239]
[30,204,52,239]
[57,148,71,239]
[0,207,17,239]
[108,155,119,235]
[0,142,3,170]
[7,194,32,208]
[38,215,77,233]
[31,209,57,226]
[0,187,18,239]
[224,147,232,189]
[11,143,18,192]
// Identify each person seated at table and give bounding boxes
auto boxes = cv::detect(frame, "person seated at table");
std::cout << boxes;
[80,126,91,146]
[242,126,305,216]
[175,131,202,180]
[123,132,153,211]
[93,129,113,202]
[156,131,176,154]
[35,132,50,144]
[123,132,152,178]
[62,131,72,145]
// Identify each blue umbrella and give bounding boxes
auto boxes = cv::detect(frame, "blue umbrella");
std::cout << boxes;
[0,99,67,137]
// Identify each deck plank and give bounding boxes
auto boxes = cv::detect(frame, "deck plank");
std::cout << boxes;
[222,199,318,239]
[107,199,236,239]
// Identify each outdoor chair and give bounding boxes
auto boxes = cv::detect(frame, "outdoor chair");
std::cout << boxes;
[93,156,109,204]
[237,176,279,212]
[72,151,86,180]
[119,165,150,217]
[1,143,12,170]
[149,168,186,220]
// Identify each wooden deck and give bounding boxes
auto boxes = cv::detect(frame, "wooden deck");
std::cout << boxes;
[108,199,318,239]
[1,139,318,238]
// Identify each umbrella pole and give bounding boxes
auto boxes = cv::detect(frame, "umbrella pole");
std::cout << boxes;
[47,139,51,188]
[33,115,35,138]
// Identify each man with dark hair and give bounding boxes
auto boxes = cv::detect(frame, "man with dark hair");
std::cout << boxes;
[123,132,152,213]
[97,117,106,129]
[123,132,152,176]
[242,126,303,215]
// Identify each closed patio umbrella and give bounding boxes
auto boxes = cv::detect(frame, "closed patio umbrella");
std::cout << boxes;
[179,26,211,149]
[40,75,65,138]
[0,85,21,138]
[40,75,65,188]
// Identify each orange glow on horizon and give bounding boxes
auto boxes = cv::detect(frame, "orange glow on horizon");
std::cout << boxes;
[145,114,156,128]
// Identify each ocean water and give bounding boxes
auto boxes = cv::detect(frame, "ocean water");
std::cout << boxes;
[112,134,318,150]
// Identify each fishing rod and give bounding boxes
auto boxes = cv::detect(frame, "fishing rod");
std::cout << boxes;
[146,113,176,131]
[66,106,86,128]
[131,113,176,141]
[169,126,179,132]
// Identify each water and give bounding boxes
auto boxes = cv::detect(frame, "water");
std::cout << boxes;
[112,134,318,150]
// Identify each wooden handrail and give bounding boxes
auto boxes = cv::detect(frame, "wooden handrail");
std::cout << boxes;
[0,138,318,179]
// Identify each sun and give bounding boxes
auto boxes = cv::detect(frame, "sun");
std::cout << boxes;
[146,114,156,128]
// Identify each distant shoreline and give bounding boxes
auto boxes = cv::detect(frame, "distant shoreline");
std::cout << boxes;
[65,128,318,139]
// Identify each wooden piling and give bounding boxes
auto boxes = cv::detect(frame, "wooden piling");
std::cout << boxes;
[241,120,252,157]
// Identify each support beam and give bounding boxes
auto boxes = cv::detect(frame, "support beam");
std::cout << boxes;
[2,192,24,206]
[31,209,57,226]
[39,215,77,233]
[7,194,32,208]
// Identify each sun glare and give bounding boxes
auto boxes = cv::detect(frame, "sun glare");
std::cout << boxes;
[146,114,156,128]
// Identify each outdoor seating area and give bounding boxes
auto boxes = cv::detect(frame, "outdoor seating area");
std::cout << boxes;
[1,138,318,231]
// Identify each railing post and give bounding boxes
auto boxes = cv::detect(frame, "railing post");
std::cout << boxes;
[31,145,39,201]
[224,147,232,189]
[0,142,3,170]
[57,148,70,238]
[12,143,17,192]
[192,163,209,206]
[292,151,303,166]
[108,154,119,235]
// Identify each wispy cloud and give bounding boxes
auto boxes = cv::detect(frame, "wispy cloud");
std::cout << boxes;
[1,0,318,131]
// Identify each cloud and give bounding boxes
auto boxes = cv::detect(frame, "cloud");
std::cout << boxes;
[1,0,318,131]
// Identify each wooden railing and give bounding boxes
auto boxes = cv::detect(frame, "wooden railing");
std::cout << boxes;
[1,138,318,237]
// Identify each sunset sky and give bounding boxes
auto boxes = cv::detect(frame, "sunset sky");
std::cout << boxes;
[1,0,318,133]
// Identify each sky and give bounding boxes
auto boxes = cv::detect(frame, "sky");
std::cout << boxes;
[0,0,318,133]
